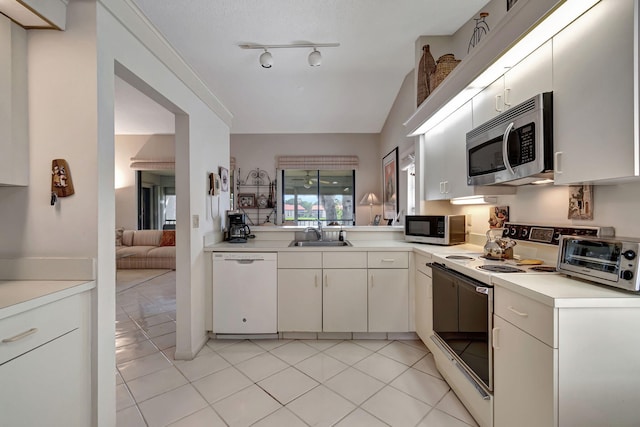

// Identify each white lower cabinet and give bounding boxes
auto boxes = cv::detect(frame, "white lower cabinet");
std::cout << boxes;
[278,269,322,332]
[368,251,409,332]
[278,252,322,332]
[493,283,640,426]
[493,315,554,427]
[0,291,91,427]
[323,268,368,332]
[414,254,432,345]
[368,269,409,332]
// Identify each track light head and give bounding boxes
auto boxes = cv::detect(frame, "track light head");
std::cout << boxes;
[259,50,273,68]
[308,48,322,67]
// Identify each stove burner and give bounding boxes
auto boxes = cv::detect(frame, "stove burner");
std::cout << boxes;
[446,255,475,260]
[478,265,525,273]
[529,266,557,272]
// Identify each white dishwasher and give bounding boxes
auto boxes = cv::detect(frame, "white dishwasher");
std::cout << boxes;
[212,252,277,334]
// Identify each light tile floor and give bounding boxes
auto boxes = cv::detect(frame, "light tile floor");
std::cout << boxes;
[115,270,479,427]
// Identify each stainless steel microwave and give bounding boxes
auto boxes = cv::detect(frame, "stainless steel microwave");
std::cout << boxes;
[466,92,554,186]
[557,235,640,292]
[404,215,466,245]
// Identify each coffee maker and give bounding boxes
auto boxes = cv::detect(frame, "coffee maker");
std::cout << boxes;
[227,212,251,243]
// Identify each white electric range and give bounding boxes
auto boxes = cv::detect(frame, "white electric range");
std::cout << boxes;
[431,251,558,284]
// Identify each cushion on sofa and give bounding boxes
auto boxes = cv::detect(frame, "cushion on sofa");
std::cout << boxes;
[132,230,163,246]
[115,227,124,246]
[159,230,175,246]
[122,230,134,246]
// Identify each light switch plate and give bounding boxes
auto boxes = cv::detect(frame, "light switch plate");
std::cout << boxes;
[192,214,199,228]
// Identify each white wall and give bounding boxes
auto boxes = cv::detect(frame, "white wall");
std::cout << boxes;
[115,134,175,230]
[231,133,380,225]
[451,182,640,238]
[0,0,232,424]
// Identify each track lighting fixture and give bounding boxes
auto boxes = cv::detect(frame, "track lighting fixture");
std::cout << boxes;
[308,48,321,67]
[239,42,339,68]
[259,49,273,68]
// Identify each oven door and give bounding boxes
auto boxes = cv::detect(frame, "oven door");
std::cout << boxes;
[431,263,493,392]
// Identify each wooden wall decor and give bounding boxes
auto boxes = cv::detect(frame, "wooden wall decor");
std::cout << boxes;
[51,159,75,197]
[417,44,436,107]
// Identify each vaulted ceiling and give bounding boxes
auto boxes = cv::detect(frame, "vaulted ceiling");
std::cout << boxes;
[115,0,490,135]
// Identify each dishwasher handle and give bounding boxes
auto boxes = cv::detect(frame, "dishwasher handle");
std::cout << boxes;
[225,258,263,264]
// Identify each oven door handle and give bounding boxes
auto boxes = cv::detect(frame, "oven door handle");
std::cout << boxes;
[476,286,490,295]
[502,122,516,175]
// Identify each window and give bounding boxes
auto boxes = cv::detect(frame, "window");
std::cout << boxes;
[282,170,355,226]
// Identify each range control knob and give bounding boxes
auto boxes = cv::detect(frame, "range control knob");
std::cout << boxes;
[521,228,529,238]
[510,227,517,236]
[621,270,634,281]
[623,250,637,260]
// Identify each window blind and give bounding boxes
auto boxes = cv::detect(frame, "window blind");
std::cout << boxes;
[277,155,359,170]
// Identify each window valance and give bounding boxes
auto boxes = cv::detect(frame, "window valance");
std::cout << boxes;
[277,155,359,170]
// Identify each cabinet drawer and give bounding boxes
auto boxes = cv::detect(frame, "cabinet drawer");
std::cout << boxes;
[278,252,322,269]
[415,253,432,276]
[0,294,82,365]
[494,286,555,347]
[368,251,409,269]
[323,252,367,269]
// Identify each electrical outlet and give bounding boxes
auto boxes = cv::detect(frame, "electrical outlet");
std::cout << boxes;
[192,214,199,229]
[466,214,472,227]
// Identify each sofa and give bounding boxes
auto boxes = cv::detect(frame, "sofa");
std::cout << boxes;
[116,229,176,270]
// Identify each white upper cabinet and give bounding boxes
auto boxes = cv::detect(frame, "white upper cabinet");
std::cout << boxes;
[472,40,552,128]
[424,102,474,200]
[0,17,28,186]
[552,0,636,184]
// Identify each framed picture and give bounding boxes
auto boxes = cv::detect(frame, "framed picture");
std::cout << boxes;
[507,0,519,11]
[489,206,509,228]
[219,166,229,192]
[237,193,255,208]
[568,185,593,220]
[373,214,381,226]
[382,147,399,220]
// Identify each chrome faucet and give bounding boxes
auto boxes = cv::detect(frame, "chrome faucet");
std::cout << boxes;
[304,223,323,241]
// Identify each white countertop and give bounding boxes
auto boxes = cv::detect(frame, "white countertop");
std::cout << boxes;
[0,280,96,320]
[204,239,483,254]
[491,273,640,308]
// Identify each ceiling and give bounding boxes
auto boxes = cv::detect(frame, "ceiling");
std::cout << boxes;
[115,0,490,135]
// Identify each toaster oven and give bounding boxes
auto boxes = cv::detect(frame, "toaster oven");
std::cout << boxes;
[557,235,640,292]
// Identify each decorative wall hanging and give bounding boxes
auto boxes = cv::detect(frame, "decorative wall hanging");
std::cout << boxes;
[507,0,519,11]
[219,166,229,192]
[468,12,490,53]
[417,44,436,107]
[382,148,398,220]
[489,206,510,228]
[51,159,75,201]
[568,185,594,220]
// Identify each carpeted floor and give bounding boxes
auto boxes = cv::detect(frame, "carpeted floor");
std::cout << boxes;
[116,269,172,293]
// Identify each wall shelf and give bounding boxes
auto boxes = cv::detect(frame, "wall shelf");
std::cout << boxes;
[235,168,277,226]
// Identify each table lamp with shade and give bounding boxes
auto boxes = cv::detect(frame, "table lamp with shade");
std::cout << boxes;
[359,192,380,225]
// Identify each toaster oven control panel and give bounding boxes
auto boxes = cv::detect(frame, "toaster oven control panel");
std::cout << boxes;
[502,223,615,245]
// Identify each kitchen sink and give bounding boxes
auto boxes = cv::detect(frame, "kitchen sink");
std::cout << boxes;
[288,240,352,247]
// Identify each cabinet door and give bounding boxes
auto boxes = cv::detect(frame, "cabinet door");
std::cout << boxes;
[0,329,91,427]
[414,268,432,343]
[442,101,474,199]
[503,40,552,109]
[278,269,322,332]
[423,123,447,200]
[472,76,505,127]
[368,269,409,332]
[424,101,473,201]
[323,269,367,332]
[493,315,555,427]
[552,0,635,184]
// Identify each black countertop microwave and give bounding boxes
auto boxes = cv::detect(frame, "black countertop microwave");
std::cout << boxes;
[405,215,466,245]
